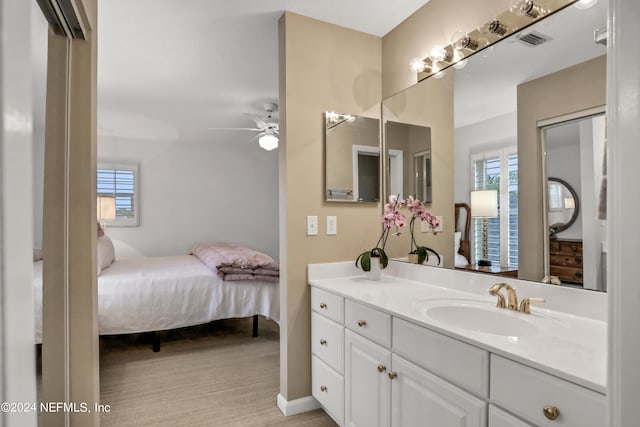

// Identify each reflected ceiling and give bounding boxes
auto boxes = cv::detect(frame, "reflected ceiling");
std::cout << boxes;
[454,1,607,128]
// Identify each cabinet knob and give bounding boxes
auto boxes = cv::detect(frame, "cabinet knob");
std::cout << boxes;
[388,371,398,380]
[570,245,578,252]
[543,406,560,420]
[357,320,367,327]
[319,303,327,309]
[320,385,327,392]
[377,364,387,373]
[319,339,327,346]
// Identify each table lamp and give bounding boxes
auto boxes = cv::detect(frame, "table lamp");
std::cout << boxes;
[471,190,498,267]
[97,196,116,229]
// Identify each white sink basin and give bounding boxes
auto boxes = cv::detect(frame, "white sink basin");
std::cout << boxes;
[413,299,549,338]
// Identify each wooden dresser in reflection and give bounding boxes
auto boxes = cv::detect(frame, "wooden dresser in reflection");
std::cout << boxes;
[549,238,583,285]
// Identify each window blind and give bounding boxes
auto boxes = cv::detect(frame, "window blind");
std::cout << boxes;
[97,165,138,225]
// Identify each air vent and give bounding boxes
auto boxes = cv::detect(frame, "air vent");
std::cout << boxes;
[516,31,552,47]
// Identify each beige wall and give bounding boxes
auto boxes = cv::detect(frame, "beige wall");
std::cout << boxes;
[517,55,606,281]
[279,12,382,400]
[381,0,510,98]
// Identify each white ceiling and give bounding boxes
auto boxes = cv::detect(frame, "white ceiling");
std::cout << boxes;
[97,0,431,144]
[454,0,608,128]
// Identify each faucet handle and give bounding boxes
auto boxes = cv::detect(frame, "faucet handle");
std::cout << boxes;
[519,297,545,314]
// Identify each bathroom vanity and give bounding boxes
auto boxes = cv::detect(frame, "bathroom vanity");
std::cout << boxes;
[308,261,606,427]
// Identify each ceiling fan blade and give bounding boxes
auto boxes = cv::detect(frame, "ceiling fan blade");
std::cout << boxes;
[207,127,263,131]
[246,114,268,129]
[247,133,264,144]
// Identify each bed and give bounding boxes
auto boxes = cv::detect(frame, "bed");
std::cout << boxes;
[33,242,279,351]
[455,203,471,267]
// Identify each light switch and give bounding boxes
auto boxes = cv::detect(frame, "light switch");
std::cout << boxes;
[326,216,337,235]
[307,216,318,236]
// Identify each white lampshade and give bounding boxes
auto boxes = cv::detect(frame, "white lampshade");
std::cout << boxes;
[470,190,498,218]
[97,196,116,221]
[258,134,278,151]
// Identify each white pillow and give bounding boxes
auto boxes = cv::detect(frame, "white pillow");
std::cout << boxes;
[455,253,469,267]
[97,235,115,275]
[454,231,462,254]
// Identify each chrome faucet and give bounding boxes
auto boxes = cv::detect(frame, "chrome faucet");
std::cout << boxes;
[489,283,518,310]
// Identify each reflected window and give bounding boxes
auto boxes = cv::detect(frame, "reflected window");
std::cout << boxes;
[97,163,139,226]
[472,149,518,267]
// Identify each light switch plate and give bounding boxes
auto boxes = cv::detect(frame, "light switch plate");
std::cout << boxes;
[306,216,318,236]
[326,216,337,235]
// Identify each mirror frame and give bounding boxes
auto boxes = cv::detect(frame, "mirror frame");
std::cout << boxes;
[324,111,381,203]
[547,177,580,235]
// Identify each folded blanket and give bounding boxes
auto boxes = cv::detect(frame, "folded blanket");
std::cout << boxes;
[190,242,280,282]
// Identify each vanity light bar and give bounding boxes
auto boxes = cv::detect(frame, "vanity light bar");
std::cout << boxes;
[414,0,578,82]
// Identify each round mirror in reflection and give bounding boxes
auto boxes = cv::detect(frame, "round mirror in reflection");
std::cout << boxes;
[548,177,580,236]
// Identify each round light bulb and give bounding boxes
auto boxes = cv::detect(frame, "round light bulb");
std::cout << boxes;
[480,19,510,36]
[258,134,278,151]
[451,31,480,51]
[409,58,428,73]
[509,0,546,19]
[432,70,446,79]
[453,59,468,70]
[575,0,598,9]
[430,47,450,63]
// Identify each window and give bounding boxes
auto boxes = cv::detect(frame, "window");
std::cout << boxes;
[472,148,518,267]
[97,163,139,226]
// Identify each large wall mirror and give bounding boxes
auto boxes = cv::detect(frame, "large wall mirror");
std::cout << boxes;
[382,0,608,291]
[325,112,380,202]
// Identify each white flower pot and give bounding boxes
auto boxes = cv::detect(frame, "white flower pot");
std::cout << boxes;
[366,256,382,280]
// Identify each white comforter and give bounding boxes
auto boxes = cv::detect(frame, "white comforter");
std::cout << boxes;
[33,255,279,343]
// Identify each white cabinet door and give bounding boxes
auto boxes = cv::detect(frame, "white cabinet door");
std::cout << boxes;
[489,405,533,427]
[391,355,487,427]
[345,329,391,427]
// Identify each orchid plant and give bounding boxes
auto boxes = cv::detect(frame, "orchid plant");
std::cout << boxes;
[406,195,441,265]
[355,195,406,271]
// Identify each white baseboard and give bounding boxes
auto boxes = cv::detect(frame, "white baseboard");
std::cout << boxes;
[276,393,321,416]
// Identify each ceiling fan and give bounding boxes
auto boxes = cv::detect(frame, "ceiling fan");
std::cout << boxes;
[208,102,279,151]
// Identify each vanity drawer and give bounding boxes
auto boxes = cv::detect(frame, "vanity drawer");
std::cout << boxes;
[312,312,344,374]
[393,318,489,397]
[312,355,344,426]
[549,266,584,284]
[345,299,391,348]
[311,287,344,324]
[490,355,605,427]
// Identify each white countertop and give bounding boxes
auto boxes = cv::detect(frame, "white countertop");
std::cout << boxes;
[308,261,607,394]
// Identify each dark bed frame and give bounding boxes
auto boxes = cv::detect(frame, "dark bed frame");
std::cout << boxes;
[151,314,260,352]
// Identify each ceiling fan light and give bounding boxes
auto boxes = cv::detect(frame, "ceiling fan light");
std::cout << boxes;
[258,134,278,151]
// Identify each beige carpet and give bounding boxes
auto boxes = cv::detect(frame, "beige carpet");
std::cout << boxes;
[99,318,336,427]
